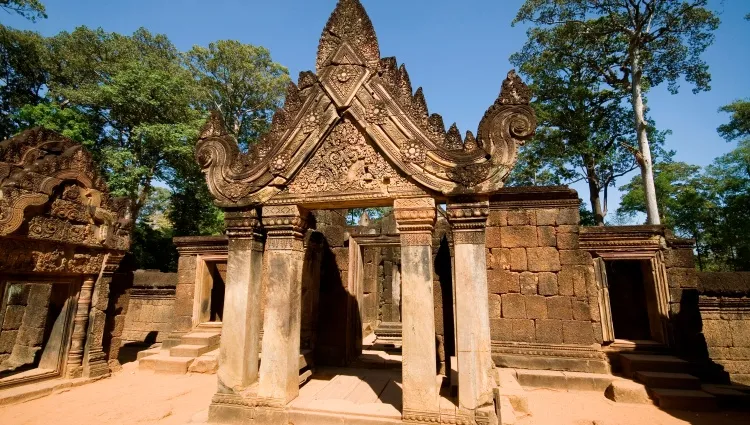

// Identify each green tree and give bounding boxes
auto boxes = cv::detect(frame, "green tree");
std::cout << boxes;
[0,24,47,139]
[514,0,720,225]
[509,48,669,225]
[718,99,750,143]
[42,27,204,221]
[0,0,46,22]
[185,40,289,148]
[618,161,714,269]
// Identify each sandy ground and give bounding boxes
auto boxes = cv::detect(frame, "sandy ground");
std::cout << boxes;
[517,387,750,425]
[0,362,214,425]
[2,364,750,425]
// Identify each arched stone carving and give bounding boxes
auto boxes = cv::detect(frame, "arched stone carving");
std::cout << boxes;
[0,128,132,254]
[195,0,537,208]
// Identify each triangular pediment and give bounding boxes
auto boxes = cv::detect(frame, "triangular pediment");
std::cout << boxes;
[195,0,537,208]
[269,118,424,207]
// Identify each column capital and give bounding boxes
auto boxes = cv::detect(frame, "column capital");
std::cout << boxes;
[394,198,436,246]
[447,200,489,245]
[261,205,309,251]
[225,208,263,239]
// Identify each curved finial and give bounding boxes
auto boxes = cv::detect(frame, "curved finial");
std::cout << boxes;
[199,110,229,140]
[498,70,532,106]
[317,0,380,72]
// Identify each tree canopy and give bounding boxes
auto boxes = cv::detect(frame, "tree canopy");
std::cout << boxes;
[514,0,720,225]
[0,0,46,22]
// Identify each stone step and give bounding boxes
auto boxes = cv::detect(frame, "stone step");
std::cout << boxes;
[650,388,717,411]
[180,332,221,347]
[634,371,701,390]
[188,349,219,374]
[135,347,161,360]
[170,344,214,358]
[701,384,750,409]
[619,353,690,378]
[138,354,194,374]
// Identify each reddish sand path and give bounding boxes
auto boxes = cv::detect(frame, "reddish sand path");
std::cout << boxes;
[0,362,214,425]
[517,388,750,425]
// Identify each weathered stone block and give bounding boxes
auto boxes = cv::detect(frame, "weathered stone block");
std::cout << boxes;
[562,320,594,345]
[510,248,528,271]
[559,250,591,265]
[23,308,48,333]
[557,225,579,234]
[558,267,586,297]
[490,318,512,341]
[730,321,750,347]
[664,249,695,268]
[17,326,44,346]
[0,330,18,353]
[7,284,30,305]
[489,294,502,319]
[667,267,699,289]
[538,273,558,296]
[500,226,537,248]
[501,294,526,319]
[592,322,604,344]
[535,319,563,344]
[537,226,556,247]
[525,295,547,319]
[605,380,650,404]
[510,319,535,343]
[547,297,572,320]
[556,233,579,250]
[488,270,520,294]
[527,247,561,272]
[572,299,591,321]
[332,247,349,271]
[507,210,536,226]
[703,320,732,347]
[488,210,507,227]
[177,256,198,284]
[556,208,580,225]
[491,248,511,271]
[536,209,557,226]
[486,226,503,248]
[2,305,25,330]
[520,272,537,295]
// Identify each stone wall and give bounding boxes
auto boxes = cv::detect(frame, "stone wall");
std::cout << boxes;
[486,188,607,373]
[697,272,750,385]
[120,270,176,344]
[0,283,53,371]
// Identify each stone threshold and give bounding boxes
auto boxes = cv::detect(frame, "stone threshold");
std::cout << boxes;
[505,368,616,392]
[0,375,104,406]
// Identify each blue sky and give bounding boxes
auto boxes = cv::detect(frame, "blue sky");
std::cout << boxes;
[4,0,749,219]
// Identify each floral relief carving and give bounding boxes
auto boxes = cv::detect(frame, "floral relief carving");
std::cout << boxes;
[401,140,425,165]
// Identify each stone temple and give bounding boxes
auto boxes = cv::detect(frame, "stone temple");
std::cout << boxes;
[0,1,749,424]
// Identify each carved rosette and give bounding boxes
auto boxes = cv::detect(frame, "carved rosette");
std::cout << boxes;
[447,201,490,245]
[400,140,425,165]
[261,205,309,251]
[393,198,436,246]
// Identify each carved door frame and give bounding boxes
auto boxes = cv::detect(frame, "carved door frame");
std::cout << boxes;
[593,252,670,345]
[193,254,228,329]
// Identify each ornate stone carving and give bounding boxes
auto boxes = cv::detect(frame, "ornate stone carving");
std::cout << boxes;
[285,118,413,196]
[0,128,132,252]
[393,198,436,238]
[317,0,380,73]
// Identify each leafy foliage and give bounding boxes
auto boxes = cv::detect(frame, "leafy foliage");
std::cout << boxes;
[0,0,46,22]
[718,99,750,143]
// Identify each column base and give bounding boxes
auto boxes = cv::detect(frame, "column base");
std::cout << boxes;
[209,392,289,425]
[491,341,610,374]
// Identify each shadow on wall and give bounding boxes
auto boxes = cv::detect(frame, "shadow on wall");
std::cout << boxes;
[434,235,455,375]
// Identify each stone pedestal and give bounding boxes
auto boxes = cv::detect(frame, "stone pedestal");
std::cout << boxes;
[257,205,308,404]
[448,201,495,412]
[394,198,440,421]
[216,209,265,393]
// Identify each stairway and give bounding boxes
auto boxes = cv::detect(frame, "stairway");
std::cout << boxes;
[138,324,222,374]
[620,353,720,411]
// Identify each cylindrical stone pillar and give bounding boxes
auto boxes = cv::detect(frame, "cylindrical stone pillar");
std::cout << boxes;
[66,276,95,378]
[216,208,265,393]
[447,200,495,411]
[257,205,308,404]
[394,198,440,422]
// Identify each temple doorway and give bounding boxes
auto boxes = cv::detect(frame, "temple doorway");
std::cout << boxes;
[195,259,226,326]
[0,278,79,387]
[603,259,666,344]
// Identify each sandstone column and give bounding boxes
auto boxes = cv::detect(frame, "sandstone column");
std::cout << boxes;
[394,198,440,421]
[66,276,94,378]
[257,205,308,404]
[447,201,495,411]
[83,254,124,378]
[217,208,265,393]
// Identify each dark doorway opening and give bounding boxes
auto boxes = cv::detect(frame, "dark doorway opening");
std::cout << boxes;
[605,260,652,341]
[208,262,226,322]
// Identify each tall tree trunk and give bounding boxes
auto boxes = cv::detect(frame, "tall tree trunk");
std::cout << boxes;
[585,163,606,226]
[631,51,661,225]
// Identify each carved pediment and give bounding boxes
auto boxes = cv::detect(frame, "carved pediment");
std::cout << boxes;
[0,128,132,251]
[196,0,536,208]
